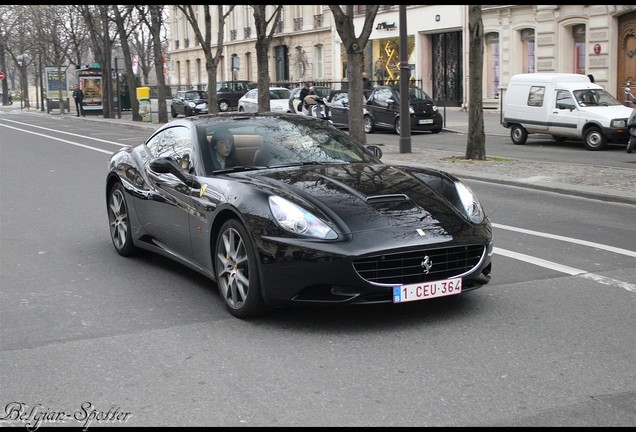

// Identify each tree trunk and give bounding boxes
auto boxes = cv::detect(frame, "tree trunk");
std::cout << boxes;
[465,5,486,160]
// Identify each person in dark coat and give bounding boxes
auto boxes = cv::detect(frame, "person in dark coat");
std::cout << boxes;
[298,81,312,113]
[210,131,240,170]
[72,85,84,117]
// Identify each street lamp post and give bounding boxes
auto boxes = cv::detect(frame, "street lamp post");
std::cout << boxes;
[16,54,29,110]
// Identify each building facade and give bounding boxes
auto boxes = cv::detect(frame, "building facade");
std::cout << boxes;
[166,5,636,108]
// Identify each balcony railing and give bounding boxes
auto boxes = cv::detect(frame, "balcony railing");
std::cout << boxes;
[184,38,189,48]
[244,26,251,39]
[230,29,237,41]
[293,17,303,32]
[314,14,323,28]
[175,40,180,50]
[274,20,284,34]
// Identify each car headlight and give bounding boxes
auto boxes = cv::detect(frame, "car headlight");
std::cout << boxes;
[432,105,438,112]
[409,105,415,114]
[268,196,338,240]
[611,118,627,128]
[188,101,196,108]
[454,181,484,224]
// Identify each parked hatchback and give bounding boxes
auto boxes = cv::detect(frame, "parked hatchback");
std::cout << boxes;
[238,87,291,113]
[171,90,208,117]
[364,85,443,134]
[206,80,257,112]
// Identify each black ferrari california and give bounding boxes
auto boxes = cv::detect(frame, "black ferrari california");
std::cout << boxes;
[106,113,492,318]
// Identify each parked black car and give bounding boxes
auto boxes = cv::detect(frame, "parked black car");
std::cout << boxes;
[325,89,372,129]
[206,80,256,112]
[364,85,443,134]
[171,90,208,117]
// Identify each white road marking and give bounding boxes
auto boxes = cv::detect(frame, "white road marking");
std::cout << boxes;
[0,123,115,154]
[0,118,128,147]
[494,247,636,293]
[492,222,636,258]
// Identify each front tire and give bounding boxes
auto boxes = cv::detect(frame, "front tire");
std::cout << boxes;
[583,127,607,151]
[364,115,376,134]
[219,100,230,112]
[510,124,528,145]
[394,117,401,135]
[215,219,266,318]
[171,106,178,118]
[626,135,635,153]
[108,182,138,257]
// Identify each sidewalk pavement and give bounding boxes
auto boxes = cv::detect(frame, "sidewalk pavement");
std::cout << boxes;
[24,105,636,205]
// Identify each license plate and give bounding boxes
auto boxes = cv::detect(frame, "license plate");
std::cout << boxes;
[393,277,462,303]
[419,119,433,124]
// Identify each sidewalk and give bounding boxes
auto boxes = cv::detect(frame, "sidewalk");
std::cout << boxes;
[22,105,636,205]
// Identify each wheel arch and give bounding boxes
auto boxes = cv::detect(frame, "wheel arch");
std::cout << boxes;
[209,206,262,283]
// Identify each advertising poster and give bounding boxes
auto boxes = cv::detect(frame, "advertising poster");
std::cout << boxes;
[45,67,68,99]
[80,76,103,110]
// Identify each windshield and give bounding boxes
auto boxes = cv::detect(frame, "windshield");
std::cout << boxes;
[573,89,623,106]
[407,86,434,103]
[196,116,381,175]
[270,89,291,100]
[187,91,207,100]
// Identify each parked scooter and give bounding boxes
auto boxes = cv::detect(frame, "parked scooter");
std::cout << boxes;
[303,93,331,122]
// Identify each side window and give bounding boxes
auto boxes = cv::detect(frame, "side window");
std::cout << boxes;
[376,88,391,107]
[527,86,545,107]
[236,82,244,92]
[555,90,575,108]
[147,126,194,172]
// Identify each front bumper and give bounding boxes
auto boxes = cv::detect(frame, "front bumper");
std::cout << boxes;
[255,231,493,306]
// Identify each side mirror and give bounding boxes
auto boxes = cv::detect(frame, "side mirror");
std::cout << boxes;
[150,156,199,187]
[557,103,575,111]
[366,145,383,159]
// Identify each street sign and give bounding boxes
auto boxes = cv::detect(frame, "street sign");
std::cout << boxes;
[0,71,4,80]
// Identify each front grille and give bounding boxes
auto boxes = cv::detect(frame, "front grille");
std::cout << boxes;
[353,245,485,286]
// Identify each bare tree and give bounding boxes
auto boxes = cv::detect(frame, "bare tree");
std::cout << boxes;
[465,5,486,160]
[0,5,18,105]
[112,5,143,121]
[130,23,154,86]
[78,5,115,118]
[139,4,168,123]
[329,5,379,144]
[178,5,234,114]
[252,5,283,112]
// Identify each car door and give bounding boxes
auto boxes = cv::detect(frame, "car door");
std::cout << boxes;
[172,91,186,115]
[370,87,396,129]
[330,92,349,127]
[548,89,581,138]
[140,125,196,259]
[243,89,258,112]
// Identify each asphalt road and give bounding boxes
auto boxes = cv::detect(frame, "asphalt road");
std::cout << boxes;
[1,111,634,427]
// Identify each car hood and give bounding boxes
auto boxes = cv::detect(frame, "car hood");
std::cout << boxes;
[410,100,438,115]
[238,163,475,239]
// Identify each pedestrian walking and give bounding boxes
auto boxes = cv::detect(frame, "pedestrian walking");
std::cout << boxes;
[72,85,84,117]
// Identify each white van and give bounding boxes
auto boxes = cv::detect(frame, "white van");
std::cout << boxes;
[501,73,632,150]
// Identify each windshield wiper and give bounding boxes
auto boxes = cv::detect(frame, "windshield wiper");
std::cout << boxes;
[212,165,267,174]
[269,161,347,168]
